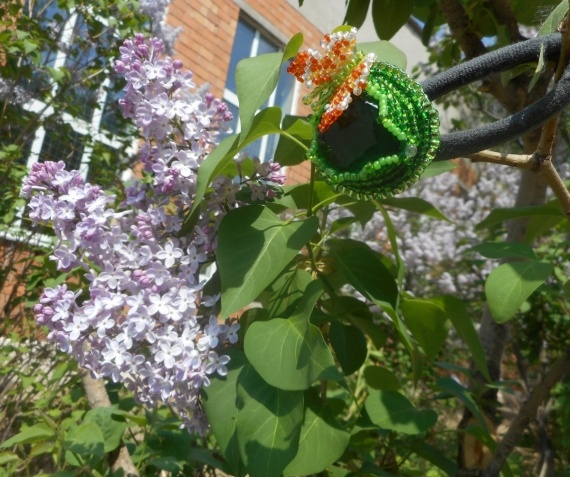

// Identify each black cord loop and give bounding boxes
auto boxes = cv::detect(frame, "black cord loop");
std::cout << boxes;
[422,33,570,161]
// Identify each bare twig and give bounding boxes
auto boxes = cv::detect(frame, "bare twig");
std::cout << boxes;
[466,147,570,222]
[483,347,570,477]
[467,150,534,169]
[80,371,139,477]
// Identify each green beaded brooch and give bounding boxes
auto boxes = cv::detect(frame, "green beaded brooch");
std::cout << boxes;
[287,28,440,200]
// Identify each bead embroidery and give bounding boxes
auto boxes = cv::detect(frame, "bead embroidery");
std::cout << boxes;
[288,28,440,199]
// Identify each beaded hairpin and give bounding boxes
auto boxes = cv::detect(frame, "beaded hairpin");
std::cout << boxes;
[287,28,440,200]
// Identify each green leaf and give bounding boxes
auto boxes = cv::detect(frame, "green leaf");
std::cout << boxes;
[330,215,360,234]
[467,242,536,260]
[476,201,564,230]
[420,160,457,179]
[485,260,553,323]
[0,423,55,448]
[339,198,377,227]
[22,38,38,54]
[359,40,407,70]
[563,279,570,300]
[379,196,453,222]
[283,32,304,62]
[326,238,398,311]
[435,377,490,432]
[524,214,565,242]
[364,390,437,434]
[323,296,388,349]
[148,456,184,472]
[277,180,337,211]
[191,107,283,216]
[400,298,450,361]
[244,280,342,390]
[236,31,301,141]
[187,447,228,472]
[283,392,350,476]
[274,116,311,166]
[410,442,458,476]
[236,52,283,139]
[238,307,271,343]
[217,205,318,318]
[267,269,313,318]
[64,422,105,466]
[236,363,304,477]
[538,0,569,35]
[329,321,368,375]
[82,407,127,453]
[190,133,239,215]
[363,366,401,391]
[528,43,546,93]
[343,0,371,29]
[371,0,414,40]
[420,2,440,46]
[0,451,19,466]
[202,350,248,476]
[375,201,405,287]
[430,295,490,382]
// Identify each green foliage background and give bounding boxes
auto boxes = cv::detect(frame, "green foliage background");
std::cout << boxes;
[1,0,570,476]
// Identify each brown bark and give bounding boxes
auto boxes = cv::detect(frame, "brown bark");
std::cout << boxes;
[488,0,524,43]
[81,371,139,477]
[483,347,570,477]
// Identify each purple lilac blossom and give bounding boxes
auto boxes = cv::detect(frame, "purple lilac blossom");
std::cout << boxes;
[22,35,285,434]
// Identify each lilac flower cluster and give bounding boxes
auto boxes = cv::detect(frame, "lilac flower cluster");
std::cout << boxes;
[22,35,285,434]
[139,0,181,53]
[349,161,521,298]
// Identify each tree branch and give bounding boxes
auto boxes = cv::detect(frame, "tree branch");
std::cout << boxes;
[81,371,139,477]
[439,0,487,59]
[488,0,524,43]
[482,347,570,477]
[467,149,570,222]
[467,150,534,169]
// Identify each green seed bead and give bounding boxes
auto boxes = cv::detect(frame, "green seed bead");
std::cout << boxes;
[309,60,439,200]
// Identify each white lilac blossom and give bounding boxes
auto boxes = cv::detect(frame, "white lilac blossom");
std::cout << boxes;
[350,161,521,298]
[22,35,285,434]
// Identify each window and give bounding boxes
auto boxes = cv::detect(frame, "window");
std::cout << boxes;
[223,17,296,161]
[19,0,129,185]
[0,0,135,239]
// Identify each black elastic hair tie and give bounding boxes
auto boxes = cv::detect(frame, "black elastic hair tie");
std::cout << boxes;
[422,33,570,161]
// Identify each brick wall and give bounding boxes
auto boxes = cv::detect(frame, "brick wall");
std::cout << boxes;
[169,0,324,97]
[168,0,320,184]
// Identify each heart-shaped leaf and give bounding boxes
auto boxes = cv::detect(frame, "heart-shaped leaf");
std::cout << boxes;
[245,280,342,390]
[217,205,318,318]
[485,260,553,323]
[365,389,437,434]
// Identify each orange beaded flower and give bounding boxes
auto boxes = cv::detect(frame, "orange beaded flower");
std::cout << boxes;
[287,28,376,133]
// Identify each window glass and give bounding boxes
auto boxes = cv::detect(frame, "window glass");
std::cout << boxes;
[225,20,256,94]
[100,80,125,132]
[39,125,85,171]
